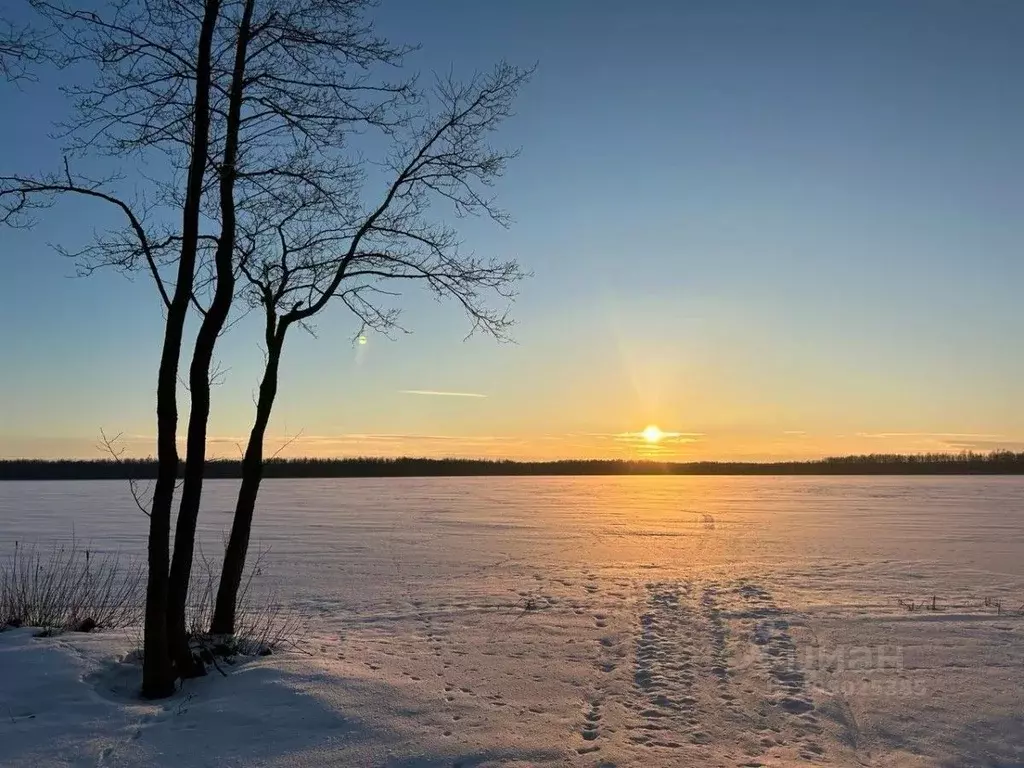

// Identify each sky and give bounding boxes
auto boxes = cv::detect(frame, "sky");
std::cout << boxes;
[1,0,1023,462]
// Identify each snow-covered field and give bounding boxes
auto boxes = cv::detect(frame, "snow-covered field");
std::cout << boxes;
[2,476,1024,767]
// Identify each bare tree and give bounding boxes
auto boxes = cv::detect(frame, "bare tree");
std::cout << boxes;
[2,0,413,687]
[1,0,528,690]
[160,0,414,670]
[1,0,224,697]
[210,62,530,634]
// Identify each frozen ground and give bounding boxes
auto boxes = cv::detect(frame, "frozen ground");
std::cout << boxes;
[2,476,1024,767]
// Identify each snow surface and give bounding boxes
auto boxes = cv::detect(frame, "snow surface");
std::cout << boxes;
[2,476,1024,766]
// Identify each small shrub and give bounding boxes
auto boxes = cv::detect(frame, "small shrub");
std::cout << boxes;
[0,540,143,631]
[187,543,303,657]
[2,538,301,660]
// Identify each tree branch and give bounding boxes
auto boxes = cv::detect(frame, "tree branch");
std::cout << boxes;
[0,162,171,309]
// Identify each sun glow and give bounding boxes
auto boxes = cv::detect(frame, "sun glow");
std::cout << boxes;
[642,425,665,443]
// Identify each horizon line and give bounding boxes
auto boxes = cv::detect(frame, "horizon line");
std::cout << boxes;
[2,450,1021,466]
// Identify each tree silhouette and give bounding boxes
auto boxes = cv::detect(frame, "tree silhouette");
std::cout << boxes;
[1,0,227,696]
[1,0,527,694]
[211,61,529,634]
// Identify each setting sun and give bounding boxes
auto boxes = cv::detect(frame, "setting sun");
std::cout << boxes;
[642,425,664,443]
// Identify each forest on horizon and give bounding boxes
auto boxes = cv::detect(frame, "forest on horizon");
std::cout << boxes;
[2,452,1023,480]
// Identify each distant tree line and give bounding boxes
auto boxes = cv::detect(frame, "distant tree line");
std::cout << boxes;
[3,452,1023,480]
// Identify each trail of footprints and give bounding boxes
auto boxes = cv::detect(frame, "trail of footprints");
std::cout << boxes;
[575,577,827,763]
[625,582,706,748]
[735,580,827,762]
[405,574,826,763]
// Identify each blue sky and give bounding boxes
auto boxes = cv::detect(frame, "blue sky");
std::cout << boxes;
[2,0,1023,460]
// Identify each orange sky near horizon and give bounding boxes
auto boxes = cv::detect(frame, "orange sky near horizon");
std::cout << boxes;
[5,428,1023,463]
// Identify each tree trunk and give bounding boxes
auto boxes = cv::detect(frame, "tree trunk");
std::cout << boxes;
[165,283,234,676]
[140,0,220,698]
[141,323,185,698]
[165,0,253,677]
[210,326,285,635]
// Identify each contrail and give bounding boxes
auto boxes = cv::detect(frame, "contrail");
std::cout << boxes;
[400,390,487,398]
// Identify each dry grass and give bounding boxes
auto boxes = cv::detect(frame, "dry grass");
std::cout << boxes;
[187,542,304,656]
[0,540,143,630]
[2,538,301,659]
[894,594,1024,616]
